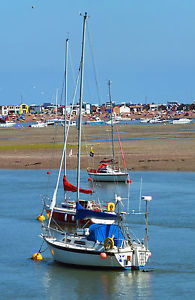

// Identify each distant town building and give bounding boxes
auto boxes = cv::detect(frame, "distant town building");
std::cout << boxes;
[92,104,101,113]
[167,102,179,111]
[43,103,54,108]
[0,105,9,116]
[120,104,130,115]
[84,103,91,114]
[29,104,43,114]
[129,105,144,113]
[0,105,21,116]
[149,104,159,111]
[20,104,29,114]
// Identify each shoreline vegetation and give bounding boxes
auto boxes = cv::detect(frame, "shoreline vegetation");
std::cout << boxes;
[0,123,194,171]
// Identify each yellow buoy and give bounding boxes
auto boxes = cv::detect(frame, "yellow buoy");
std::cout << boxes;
[32,252,43,261]
[37,214,46,222]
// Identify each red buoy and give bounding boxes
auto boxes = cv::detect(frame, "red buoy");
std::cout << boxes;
[127,179,131,184]
[88,178,92,181]
[47,171,51,175]
[100,252,107,259]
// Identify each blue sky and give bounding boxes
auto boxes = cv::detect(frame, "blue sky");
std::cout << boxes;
[1,0,195,105]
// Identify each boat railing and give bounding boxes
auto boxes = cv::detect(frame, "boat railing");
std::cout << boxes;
[42,224,66,239]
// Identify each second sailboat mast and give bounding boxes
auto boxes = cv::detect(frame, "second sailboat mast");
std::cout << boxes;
[108,80,115,165]
[77,12,87,202]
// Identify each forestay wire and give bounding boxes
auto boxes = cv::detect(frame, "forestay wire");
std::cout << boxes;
[48,63,81,226]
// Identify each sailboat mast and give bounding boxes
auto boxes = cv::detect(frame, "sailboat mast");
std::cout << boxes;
[64,38,69,177]
[108,80,115,164]
[55,88,58,119]
[77,12,87,202]
[145,200,149,250]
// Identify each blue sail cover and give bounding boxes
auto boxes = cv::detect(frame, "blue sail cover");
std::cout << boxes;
[76,203,118,221]
[87,224,124,247]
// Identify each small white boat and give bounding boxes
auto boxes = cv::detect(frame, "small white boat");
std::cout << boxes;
[46,120,56,126]
[46,118,64,126]
[140,118,150,123]
[61,120,76,127]
[172,118,191,124]
[87,163,129,182]
[106,119,119,125]
[148,117,163,123]
[85,117,104,125]
[0,120,16,127]
[67,120,76,126]
[30,121,47,128]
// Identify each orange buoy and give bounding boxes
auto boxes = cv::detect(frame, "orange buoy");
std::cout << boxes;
[37,214,45,222]
[88,178,92,181]
[127,179,131,184]
[32,252,43,261]
[47,171,51,175]
[100,252,107,259]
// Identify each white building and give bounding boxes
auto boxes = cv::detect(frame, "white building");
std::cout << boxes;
[85,103,91,114]
[149,104,159,111]
[120,105,130,114]
[0,105,20,116]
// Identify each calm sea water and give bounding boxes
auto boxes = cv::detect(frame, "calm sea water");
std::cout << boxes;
[0,169,195,299]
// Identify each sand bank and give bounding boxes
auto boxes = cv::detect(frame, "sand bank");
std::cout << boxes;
[0,123,194,171]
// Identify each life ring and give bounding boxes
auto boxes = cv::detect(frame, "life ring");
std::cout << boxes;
[104,237,114,250]
[107,202,115,212]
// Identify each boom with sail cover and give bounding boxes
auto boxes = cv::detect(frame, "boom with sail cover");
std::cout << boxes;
[63,176,93,194]
[99,159,114,163]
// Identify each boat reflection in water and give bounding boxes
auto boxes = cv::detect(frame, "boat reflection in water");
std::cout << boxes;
[42,262,152,299]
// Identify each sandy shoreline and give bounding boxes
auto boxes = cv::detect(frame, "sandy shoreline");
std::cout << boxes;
[0,123,194,171]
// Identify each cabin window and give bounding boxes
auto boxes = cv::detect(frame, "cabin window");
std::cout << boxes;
[74,240,86,245]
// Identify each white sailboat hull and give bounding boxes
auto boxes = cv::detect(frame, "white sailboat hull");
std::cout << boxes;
[30,122,47,128]
[48,243,121,268]
[0,122,16,127]
[88,172,129,182]
[45,237,150,269]
[172,118,191,124]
